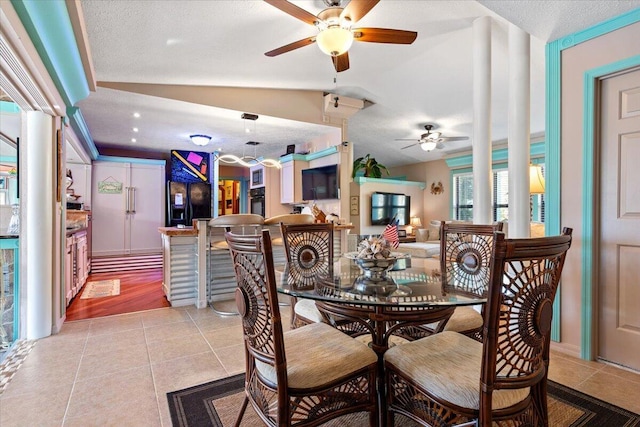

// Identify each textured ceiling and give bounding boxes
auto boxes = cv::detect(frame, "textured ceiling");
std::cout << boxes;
[73,0,640,167]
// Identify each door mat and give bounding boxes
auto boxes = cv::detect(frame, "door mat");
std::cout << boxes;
[167,373,640,427]
[80,279,120,299]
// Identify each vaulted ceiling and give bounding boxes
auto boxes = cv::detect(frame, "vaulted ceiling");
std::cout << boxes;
[73,0,640,167]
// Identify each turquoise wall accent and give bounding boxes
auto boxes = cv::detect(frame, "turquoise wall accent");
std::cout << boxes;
[11,0,90,107]
[67,107,99,159]
[546,8,640,357]
[11,0,99,160]
[96,155,166,166]
[0,101,21,113]
[353,176,426,189]
[445,142,545,169]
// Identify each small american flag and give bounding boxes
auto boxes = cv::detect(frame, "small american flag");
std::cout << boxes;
[382,222,399,249]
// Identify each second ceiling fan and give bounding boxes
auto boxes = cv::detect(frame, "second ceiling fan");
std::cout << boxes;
[264,0,417,72]
[397,124,469,152]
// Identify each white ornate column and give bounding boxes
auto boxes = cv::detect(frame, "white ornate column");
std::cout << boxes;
[473,16,493,224]
[24,110,54,339]
[507,24,531,237]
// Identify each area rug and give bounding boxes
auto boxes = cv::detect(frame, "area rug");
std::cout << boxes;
[80,279,120,299]
[167,374,640,427]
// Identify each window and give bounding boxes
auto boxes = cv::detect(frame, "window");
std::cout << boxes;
[452,165,545,223]
[453,173,473,221]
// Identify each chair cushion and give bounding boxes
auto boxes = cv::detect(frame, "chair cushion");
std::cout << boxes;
[384,331,530,410]
[209,214,264,227]
[443,306,483,332]
[294,299,324,323]
[256,322,377,389]
[264,214,314,226]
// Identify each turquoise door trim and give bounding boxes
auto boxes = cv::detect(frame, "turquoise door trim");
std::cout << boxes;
[581,55,640,361]
[10,0,90,107]
[546,8,640,355]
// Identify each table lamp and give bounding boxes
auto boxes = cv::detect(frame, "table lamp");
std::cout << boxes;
[410,217,422,235]
[529,165,545,219]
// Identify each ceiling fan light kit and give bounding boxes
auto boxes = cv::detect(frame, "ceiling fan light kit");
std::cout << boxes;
[316,26,354,56]
[263,0,417,72]
[420,141,437,151]
[398,123,469,151]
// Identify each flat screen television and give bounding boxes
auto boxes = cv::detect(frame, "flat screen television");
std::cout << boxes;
[301,164,339,200]
[370,192,410,225]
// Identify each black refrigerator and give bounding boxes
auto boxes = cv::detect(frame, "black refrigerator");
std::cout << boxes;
[166,181,212,226]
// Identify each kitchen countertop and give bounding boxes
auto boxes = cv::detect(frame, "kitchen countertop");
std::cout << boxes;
[158,226,198,236]
[66,226,88,236]
[333,224,355,230]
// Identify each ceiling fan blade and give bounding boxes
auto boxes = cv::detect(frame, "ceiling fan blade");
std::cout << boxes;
[353,28,418,44]
[265,36,316,57]
[395,138,419,142]
[332,52,350,72]
[439,136,469,142]
[401,143,419,150]
[263,0,318,26]
[340,0,380,23]
[435,143,445,150]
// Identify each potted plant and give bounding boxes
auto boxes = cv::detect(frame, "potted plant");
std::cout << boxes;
[351,154,390,179]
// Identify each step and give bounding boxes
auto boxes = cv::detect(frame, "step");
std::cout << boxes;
[91,254,162,273]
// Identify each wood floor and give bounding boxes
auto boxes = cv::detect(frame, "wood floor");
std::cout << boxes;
[65,268,170,321]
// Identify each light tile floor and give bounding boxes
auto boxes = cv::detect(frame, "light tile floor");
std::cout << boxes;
[0,305,638,426]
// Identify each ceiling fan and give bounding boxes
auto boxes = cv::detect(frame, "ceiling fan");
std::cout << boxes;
[397,124,470,152]
[263,0,417,72]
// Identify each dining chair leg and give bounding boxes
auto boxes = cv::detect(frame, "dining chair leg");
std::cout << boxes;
[234,395,249,427]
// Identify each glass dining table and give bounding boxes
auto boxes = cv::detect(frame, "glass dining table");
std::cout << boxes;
[276,255,487,426]
[277,255,487,353]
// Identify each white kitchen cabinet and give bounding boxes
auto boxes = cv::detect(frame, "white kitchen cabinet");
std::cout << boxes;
[65,230,89,306]
[92,161,165,257]
[75,231,88,292]
[65,236,73,305]
[280,159,308,204]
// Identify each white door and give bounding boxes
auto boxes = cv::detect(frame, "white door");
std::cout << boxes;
[598,67,640,371]
[128,163,165,254]
[91,162,128,256]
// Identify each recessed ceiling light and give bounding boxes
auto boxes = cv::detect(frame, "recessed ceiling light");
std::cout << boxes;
[132,127,139,132]
[131,138,137,143]
[133,112,140,118]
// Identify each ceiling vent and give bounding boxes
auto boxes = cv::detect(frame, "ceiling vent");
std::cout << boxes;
[323,93,364,118]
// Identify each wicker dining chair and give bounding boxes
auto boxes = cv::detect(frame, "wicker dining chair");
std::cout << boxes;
[384,228,573,427]
[280,222,334,328]
[225,229,378,427]
[438,220,504,341]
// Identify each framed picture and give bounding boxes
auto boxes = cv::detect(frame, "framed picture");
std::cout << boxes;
[398,229,407,238]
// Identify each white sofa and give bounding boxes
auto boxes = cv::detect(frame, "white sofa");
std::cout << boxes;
[396,222,442,258]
